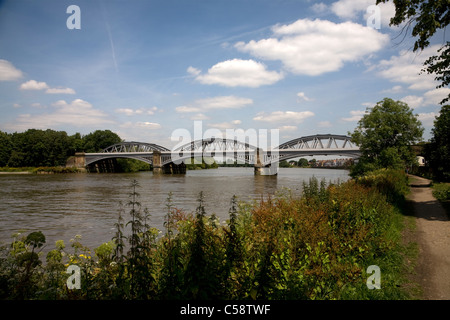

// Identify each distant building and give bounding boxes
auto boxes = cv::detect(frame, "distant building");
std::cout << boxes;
[416,156,425,167]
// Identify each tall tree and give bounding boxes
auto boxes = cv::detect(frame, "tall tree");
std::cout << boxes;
[82,130,122,153]
[350,98,424,176]
[377,0,450,104]
[428,104,450,181]
[0,131,12,167]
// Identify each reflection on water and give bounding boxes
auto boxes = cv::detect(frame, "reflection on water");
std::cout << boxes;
[0,168,349,249]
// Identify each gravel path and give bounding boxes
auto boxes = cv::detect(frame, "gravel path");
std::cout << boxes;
[407,175,450,300]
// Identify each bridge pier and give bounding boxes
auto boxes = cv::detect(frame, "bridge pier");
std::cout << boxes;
[152,150,186,174]
[66,152,86,169]
[152,151,164,174]
[254,148,278,176]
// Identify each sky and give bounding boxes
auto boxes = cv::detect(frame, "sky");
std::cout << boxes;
[0,0,448,149]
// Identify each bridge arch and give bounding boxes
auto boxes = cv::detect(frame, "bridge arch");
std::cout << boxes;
[85,141,168,166]
[166,138,259,165]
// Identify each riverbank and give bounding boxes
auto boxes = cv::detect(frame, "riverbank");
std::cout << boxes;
[0,168,410,300]
[406,175,450,300]
[0,166,83,174]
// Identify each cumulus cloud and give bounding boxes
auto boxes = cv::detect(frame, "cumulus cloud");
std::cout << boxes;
[377,45,441,91]
[235,18,388,76]
[19,79,75,94]
[0,60,23,81]
[4,99,113,131]
[253,110,314,123]
[417,112,438,126]
[176,96,253,113]
[20,80,49,90]
[297,92,313,102]
[115,107,158,116]
[45,87,76,94]
[330,0,395,27]
[189,59,284,87]
[401,88,450,109]
[342,110,366,122]
[207,120,242,130]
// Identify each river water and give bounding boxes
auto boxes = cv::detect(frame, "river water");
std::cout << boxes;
[0,168,349,250]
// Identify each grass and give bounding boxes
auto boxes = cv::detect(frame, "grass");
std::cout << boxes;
[431,182,450,218]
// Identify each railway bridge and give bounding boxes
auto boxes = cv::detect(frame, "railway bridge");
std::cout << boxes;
[72,134,360,176]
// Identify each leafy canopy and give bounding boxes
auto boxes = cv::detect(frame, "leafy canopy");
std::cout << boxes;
[377,0,450,104]
[350,98,424,175]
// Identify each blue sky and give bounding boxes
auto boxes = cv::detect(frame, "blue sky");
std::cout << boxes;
[0,0,447,148]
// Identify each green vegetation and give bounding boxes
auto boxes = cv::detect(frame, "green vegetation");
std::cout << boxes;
[0,129,121,168]
[0,169,413,300]
[426,105,450,182]
[377,0,449,105]
[432,183,450,217]
[349,98,424,177]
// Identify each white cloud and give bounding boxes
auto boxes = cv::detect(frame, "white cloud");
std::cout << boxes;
[115,107,158,116]
[253,110,314,123]
[20,80,49,90]
[176,96,253,113]
[400,95,424,109]
[417,112,438,127]
[311,3,328,14]
[187,66,201,76]
[189,113,210,120]
[377,45,441,91]
[342,110,366,122]
[235,18,388,76]
[191,59,284,87]
[0,60,23,81]
[297,92,313,102]
[207,120,242,130]
[330,0,395,27]
[45,87,76,94]
[4,99,114,131]
[19,79,75,94]
[401,88,450,109]
[278,125,297,131]
[382,85,403,94]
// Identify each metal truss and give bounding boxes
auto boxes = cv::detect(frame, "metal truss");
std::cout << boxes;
[102,141,170,153]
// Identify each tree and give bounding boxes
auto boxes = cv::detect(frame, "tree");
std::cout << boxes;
[349,98,424,176]
[428,104,450,181]
[298,158,309,168]
[0,131,12,167]
[377,0,450,104]
[82,130,122,153]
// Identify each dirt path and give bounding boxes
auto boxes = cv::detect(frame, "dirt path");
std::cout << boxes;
[406,175,450,300]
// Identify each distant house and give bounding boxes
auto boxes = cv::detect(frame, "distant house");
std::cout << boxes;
[416,156,425,167]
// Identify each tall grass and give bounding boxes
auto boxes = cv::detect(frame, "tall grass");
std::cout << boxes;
[0,171,412,300]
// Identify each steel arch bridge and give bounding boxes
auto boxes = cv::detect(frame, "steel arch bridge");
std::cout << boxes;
[82,134,360,168]
[85,141,170,166]
[169,138,259,165]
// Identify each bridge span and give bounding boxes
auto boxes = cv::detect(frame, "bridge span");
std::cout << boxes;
[72,134,360,175]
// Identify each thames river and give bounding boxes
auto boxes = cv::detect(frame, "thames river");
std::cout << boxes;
[0,167,349,250]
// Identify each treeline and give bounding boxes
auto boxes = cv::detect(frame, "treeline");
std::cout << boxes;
[0,169,413,300]
[0,129,121,167]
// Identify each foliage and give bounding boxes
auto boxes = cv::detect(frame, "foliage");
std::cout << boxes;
[427,105,450,181]
[432,183,450,201]
[377,0,450,104]
[0,171,412,300]
[349,98,424,176]
[0,129,122,168]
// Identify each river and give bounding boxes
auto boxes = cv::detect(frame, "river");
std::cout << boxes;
[0,167,349,250]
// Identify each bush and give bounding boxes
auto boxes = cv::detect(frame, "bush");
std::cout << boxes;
[0,176,410,300]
